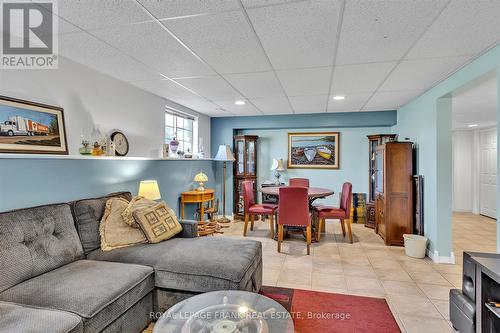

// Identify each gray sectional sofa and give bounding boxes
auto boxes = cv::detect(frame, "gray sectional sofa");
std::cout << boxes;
[0,192,263,333]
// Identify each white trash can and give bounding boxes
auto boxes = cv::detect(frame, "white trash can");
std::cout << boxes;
[403,234,428,259]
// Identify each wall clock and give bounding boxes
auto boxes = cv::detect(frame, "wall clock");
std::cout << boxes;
[110,131,129,156]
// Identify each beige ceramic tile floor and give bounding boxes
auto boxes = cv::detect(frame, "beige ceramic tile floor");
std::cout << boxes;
[145,212,496,333]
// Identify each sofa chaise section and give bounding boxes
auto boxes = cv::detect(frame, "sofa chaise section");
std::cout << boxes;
[0,301,83,333]
[0,260,154,333]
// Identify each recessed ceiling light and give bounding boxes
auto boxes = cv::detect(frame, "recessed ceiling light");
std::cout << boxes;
[235,100,246,105]
[333,95,345,101]
[468,124,479,128]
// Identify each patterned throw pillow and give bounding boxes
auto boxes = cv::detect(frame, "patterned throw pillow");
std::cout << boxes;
[100,198,147,251]
[133,202,182,243]
[122,196,157,228]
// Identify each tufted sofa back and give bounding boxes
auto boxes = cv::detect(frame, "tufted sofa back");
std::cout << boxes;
[0,203,84,293]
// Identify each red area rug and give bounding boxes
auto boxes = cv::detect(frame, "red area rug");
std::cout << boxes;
[260,286,400,333]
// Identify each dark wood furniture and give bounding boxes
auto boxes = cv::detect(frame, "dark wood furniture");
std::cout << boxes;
[233,135,258,220]
[375,142,413,246]
[366,134,397,229]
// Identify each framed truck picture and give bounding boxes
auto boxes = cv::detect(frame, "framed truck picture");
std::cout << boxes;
[0,96,68,154]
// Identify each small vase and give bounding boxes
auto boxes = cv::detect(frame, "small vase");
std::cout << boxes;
[169,137,179,156]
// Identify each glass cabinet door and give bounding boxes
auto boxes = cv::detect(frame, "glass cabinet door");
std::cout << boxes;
[246,140,255,176]
[235,140,245,176]
[375,149,384,193]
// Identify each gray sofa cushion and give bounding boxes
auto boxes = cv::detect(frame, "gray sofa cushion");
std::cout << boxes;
[71,192,132,254]
[0,203,84,293]
[0,301,83,333]
[88,237,263,293]
[0,260,154,333]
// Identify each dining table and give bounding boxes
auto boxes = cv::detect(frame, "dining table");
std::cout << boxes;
[259,186,335,242]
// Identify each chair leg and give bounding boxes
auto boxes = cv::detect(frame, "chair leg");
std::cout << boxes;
[269,214,274,239]
[277,225,283,253]
[340,218,346,236]
[306,225,311,255]
[317,218,324,242]
[243,214,249,237]
[250,215,254,231]
[345,219,353,244]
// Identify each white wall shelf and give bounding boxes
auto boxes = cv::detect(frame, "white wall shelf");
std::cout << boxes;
[0,154,215,161]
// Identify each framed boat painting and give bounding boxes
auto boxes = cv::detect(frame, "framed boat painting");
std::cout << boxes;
[288,132,340,169]
[0,95,68,154]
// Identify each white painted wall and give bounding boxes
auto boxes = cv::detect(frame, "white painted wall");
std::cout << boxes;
[0,57,210,157]
[452,130,474,212]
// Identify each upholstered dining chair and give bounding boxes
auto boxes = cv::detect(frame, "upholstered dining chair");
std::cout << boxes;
[277,186,312,255]
[289,178,309,187]
[242,180,277,238]
[313,182,353,243]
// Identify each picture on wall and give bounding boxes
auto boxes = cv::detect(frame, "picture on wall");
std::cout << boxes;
[288,132,340,169]
[0,95,68,154]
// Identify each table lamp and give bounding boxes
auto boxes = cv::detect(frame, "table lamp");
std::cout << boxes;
[214,144,235,223]
[270,158,285,185]
[194,172,209,191]
[138,180,161,200]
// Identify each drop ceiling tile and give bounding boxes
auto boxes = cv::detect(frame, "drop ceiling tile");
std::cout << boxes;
[363,90,423,111]
[276,67,332,96]
[247,0,341,69]
[250,97,292,114]
[331,62,396,94]
[288,95,327,114]
[214,100,262,116]
[42,0,152,30]
[337,0,448,64]
[407,0,500,59]
[242,0,296,8]
[131,79,218,115]
[327,92,373,112]
[92,22,215,78]
[174,76,244,101]
[379,56,471,91]
[137,0,240,19]
[60,33,162,82]
[224,72,285,98]
[164,11,271,74]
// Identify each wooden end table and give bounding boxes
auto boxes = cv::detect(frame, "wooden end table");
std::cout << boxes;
[180,189,215,221]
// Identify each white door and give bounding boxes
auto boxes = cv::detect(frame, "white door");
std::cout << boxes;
[479,128,497,219]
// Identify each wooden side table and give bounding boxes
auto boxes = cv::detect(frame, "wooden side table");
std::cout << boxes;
[180,189,215,221]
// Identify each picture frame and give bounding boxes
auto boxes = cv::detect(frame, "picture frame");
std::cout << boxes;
[288,132,340,169]
[0,95,68,154]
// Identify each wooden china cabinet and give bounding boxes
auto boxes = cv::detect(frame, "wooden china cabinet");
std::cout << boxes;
[375,142,413,246]
[366,134,397,229]
[233,135,258,220]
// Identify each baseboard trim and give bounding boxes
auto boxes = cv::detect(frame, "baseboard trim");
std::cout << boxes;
[427,249,456,264]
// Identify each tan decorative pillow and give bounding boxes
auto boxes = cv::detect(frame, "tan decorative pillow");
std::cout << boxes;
[122,196,157,228]
[133,202,182,243]
[100,198,147,251]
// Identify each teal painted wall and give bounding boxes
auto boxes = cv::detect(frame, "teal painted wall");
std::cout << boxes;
[238,127,392,206]
[0,158,216,220]
[211,111,397,214]
[396,44,500,257]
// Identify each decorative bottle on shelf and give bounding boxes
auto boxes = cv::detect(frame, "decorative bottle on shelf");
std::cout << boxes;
[104,136,116,156]
[169,137,179,157]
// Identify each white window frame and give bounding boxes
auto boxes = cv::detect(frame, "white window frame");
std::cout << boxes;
[165,108,198,155]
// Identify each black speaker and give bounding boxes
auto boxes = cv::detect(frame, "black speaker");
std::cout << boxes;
[463,252,476,301]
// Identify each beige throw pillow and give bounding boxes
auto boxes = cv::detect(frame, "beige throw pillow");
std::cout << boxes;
[100,198,147,251]
[122,196,157,228]
[133,202,182,243]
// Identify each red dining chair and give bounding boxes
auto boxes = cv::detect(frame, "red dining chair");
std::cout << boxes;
[277,187,312,255]
[313,182,353,243]
[242,180,277,238]
[289,178,309,187]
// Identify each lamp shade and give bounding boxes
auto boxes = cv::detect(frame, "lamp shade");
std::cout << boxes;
[270,158,285,171]
[194,172,208,182]
[214,144,235,161]
[138,180,161,200]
